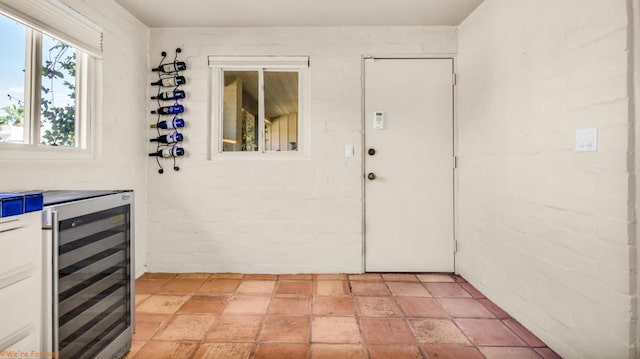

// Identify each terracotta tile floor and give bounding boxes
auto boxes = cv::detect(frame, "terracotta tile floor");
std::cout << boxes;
[128,273,563,359]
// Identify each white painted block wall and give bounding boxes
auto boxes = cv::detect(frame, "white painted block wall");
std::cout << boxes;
[634,0,640,354]
[0,0,149,277]
[146,27,457,273]
[457,0,636,358]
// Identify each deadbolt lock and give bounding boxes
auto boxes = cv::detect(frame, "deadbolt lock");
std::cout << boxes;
[368,148,376,156]
[367,173,376,180]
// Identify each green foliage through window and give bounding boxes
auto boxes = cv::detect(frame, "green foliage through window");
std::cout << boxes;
[0,101,24,127]
[41,40,76,146]
[0,37,77,146]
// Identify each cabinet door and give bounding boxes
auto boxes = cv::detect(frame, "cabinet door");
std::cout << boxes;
[0,212,42,353]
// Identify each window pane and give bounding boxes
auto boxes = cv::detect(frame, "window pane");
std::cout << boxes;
[0,15,26,144]
[41,34,76,147]
[222,71,259,152]
[264,71,298,152]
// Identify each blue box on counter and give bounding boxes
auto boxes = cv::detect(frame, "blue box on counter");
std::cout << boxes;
[0,192,44,217]
[23,192,44,213]
[0,194,24,218]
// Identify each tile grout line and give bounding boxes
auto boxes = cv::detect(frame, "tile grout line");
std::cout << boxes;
[352,274,371,359]
[441,282,489,359]
[382,274,429,359]
[306,278,313,359]
[187,272,216,358]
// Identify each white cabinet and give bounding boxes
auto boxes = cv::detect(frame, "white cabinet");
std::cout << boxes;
[0,212,42,354]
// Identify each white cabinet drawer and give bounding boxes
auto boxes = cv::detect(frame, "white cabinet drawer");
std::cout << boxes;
[0,218,24,232]
[0,213,40,275]
[0,277,36,350]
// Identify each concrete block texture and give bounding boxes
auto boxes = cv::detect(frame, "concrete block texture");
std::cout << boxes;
[146,27,457,274]
[457,0,636,358]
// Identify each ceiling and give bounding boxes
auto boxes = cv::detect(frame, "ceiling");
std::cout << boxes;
[114,0,484,27]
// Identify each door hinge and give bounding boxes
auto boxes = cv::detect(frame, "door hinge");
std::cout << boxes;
[453,156,458,169]
[452,73,457,86]
[454,240,458,253]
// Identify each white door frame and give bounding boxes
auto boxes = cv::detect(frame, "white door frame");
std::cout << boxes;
[360,54,459,273]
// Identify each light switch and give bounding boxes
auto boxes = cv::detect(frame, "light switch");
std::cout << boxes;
[344,144,354,158]
[575,128,597,152]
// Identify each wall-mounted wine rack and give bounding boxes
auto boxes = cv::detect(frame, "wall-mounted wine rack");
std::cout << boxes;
[149,48,186,174]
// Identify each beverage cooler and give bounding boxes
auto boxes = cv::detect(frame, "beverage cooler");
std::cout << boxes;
[41,191,134,359]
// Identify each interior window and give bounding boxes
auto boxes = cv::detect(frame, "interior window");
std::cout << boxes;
[223,70,259,152]
[210,56,308,156]
[264,71,298,151]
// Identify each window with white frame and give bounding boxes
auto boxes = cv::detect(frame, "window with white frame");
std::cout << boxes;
[209,56,309,156]
[0,0,102,150]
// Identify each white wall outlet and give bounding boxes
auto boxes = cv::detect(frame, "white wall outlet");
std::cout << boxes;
[344,144,354,158]
[575,128,597,152]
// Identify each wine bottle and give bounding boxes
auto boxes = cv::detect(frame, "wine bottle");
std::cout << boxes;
[148,147,185,158]
[150,76,186,87]
[150,132,183,143]
[151,90,186,101]
[150,118,185,129]
[151,104,184,115]
[152,61,187,73]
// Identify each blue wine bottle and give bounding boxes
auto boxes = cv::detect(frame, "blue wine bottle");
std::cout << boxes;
[151,104,184,115]
[150,118,185,129]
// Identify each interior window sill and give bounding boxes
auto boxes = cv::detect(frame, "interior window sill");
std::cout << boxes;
[0,142,94,160]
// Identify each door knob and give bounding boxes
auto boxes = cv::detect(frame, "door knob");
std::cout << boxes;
[367,172,376,180]
[368,148,376,156]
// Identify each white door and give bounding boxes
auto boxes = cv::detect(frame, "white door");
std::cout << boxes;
[364,58,454,272]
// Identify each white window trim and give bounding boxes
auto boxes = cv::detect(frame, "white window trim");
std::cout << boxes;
[208,56,310,160]
[0,0,103,58]
[0,19,98,160]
